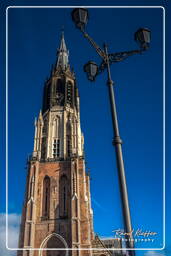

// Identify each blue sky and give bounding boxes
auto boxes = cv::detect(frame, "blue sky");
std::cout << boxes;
[0,0,171,256]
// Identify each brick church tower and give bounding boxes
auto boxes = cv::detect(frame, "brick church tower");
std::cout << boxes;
[17,32,95,256]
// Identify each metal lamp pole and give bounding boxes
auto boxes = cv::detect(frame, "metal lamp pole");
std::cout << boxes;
[104,44,134,255]
[71,8,151,256]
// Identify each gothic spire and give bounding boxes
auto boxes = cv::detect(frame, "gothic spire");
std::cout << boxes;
[56,31,69,70]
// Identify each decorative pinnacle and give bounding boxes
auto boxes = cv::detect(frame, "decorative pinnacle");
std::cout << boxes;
[38,110,43,120]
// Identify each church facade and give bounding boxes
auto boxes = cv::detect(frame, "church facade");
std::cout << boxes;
[17,33,121,256]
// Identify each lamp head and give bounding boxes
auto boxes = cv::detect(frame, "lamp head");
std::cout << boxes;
[134,28,151,50]
[71,8,89,30]
[84,61,98,81]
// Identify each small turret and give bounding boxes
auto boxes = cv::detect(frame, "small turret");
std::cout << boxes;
[38,110,43,121]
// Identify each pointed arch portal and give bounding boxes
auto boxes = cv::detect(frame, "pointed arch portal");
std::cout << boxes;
[39,233,68,256]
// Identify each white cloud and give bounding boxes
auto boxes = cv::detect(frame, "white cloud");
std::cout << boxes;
[0,213,20,256]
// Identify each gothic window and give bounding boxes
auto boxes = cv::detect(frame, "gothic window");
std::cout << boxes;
[59,175,68,218]
[52,116,60,138]
[41,137,47,159]
[66,119,72,157]
[42,234,67,256]
[73,119,77,149]
[66,82,73,105]
[42,176,50,218]
[55,79,64,106]
[52,116,60,158]
[53,139,60,158]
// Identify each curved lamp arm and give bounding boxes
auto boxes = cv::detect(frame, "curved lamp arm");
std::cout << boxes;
[98,48,146,75]
[80,28,107,60]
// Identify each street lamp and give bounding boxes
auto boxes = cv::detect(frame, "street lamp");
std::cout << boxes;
[134,28,151,50]
[71,8,89,29]
[84,61,98,81]
[71,8,151,256]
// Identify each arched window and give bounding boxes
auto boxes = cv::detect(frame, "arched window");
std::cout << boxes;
[40,233,68,256]
[42,176,50,218]
[59,175,68,218]
[66,119,71,157]
[46,235,66,256]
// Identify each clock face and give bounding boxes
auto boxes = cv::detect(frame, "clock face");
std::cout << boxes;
[56,93,64,104]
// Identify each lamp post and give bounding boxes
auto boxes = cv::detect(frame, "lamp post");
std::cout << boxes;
[71,8,150,256]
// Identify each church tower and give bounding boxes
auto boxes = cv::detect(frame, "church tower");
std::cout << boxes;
[17,32,95,256]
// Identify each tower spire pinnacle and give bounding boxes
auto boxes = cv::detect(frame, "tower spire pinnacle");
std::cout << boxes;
[56,30,69,70]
